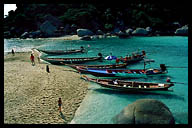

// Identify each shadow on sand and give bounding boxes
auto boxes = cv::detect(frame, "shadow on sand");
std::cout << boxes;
[60,112,66,120]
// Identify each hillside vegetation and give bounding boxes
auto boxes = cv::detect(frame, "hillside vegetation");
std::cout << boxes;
[4,3,188,38]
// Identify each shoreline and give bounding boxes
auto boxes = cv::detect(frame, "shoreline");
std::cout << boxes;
[4,51,89,124]
[4,34,188,42]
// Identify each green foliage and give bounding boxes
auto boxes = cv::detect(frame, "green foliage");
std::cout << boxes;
[104,24,114,31]
[4,3,188,37]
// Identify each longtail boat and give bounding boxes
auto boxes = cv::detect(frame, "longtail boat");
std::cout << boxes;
[63,63,128,69]
[81,75,174,91]
[36,46,86,55]
[43,56,103,65]
[77,64,168,78]
[120,50,146,64]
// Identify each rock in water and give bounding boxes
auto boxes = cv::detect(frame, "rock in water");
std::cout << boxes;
[175,25,188,36]
[132,28,148,36]
[77,29,94,37]
[125,28,133,35]
[80,35,92,41]
[113,99,175,124]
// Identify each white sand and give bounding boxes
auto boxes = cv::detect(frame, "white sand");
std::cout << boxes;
[4,52,89,124]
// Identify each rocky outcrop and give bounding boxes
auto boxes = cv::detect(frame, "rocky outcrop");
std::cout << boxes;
[175,25,188,36]
[117,31,130,38]
[30,30,42,38]
[77,29,94,37]
[20,32,29,39]
[113,99,175,124]
[80,35,92,41]
[125,28,133,35]
[132,28,148,36]
[20,30,43,39]
[146,27,152,32]
[96,30,104,35]
[113,28,121,34]
[43,15,63,28]
[40,21,57,36]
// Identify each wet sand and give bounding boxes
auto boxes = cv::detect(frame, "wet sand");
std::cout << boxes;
[4,51,89,124]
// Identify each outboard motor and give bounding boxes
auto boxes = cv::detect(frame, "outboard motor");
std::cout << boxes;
[160,64,167,71]
[80,46,85,52]
[98,53,103,58]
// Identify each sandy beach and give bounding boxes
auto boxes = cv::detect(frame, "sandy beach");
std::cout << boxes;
[47,35,81,40]
[4,51,89,124]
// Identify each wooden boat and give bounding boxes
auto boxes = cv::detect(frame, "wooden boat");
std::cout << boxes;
[77,64,168,78]
[36,47,86,55]
[62,63,128,69]
[120,50,146,64]
[81,75,174,91]
[43,56,103,65]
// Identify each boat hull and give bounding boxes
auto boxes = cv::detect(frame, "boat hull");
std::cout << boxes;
[43,57,102,65]
[65,63,128,70]
[81,75,174,92]
[37,49,84,55]
[78,68,167,78]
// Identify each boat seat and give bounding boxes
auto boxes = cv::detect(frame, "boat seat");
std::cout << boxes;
[158,84,164,87]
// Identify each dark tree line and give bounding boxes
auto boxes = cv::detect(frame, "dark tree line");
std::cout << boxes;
[4,3,188,37]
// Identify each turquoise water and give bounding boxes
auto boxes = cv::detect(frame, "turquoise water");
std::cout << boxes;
[4,36,188,124]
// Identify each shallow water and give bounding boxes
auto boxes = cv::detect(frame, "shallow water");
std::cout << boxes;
[4,36,188,124]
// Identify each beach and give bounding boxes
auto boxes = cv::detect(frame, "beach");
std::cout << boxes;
[4,51,89,124]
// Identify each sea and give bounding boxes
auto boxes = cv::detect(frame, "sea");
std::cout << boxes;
[4,36,188,124]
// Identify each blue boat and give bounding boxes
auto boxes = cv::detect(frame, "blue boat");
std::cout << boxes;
[77,64,168,78]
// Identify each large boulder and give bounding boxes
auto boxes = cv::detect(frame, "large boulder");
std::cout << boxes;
[125,28,133,35]
[40,21,57,36]
[77,29,94,37]
[29,30,42,38]
[44,15,63,28]
[20,32,29,39]
[80,35,92,41]
[175,25,188,36]
[96,30,104,35]
[146,27,152,32]
[117,31,130,38]
[132,28,148,36]
[113,99,175,124]
[113,28,121,34]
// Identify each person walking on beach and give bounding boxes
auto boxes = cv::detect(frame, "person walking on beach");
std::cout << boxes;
[11,48,15,56]
[46,65,50,73]
[30,54,35,66]
[58,98,62,112]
